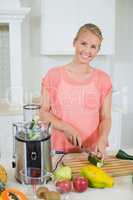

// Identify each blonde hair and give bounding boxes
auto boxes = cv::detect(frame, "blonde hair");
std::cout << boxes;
[74,23,103,45]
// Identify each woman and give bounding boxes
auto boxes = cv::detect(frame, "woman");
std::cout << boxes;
[39,23,112,158]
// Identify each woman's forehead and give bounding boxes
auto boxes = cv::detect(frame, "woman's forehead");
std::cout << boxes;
[77,30,101,43]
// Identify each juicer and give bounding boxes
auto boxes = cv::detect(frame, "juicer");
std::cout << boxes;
[12,104,52,184]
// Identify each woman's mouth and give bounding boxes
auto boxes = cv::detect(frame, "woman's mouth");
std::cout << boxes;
[80,53,91,60]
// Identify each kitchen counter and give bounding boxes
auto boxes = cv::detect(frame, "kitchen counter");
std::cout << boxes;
[0,152,133,200]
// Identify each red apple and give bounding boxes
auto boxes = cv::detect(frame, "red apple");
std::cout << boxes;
[55,180,72,193]
[73,176,88,192]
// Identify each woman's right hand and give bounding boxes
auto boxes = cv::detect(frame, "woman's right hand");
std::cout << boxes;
[40,105,82,147]
[63,123,82,147]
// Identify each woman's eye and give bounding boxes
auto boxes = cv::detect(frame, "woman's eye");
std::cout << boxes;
[91,45,97,49]
[81,42,87,46]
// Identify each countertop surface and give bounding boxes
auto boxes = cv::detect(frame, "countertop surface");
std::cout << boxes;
[1,151,133,200]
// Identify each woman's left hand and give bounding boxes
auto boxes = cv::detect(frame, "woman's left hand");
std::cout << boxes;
[95,136,107,159]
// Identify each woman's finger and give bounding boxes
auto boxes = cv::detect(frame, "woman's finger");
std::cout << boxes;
[72,135,78,146]
[76,135,82,147]
[76,138,79,146]
[97,151,103,158]
[68,135,73,144]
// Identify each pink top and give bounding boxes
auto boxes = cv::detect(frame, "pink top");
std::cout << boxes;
[41,67,112,153]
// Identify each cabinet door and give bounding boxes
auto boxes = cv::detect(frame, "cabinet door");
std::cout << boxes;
[41,0,77,55]
[41,0,115,55]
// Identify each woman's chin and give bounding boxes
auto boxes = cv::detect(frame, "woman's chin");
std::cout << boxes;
[79,59,90,64]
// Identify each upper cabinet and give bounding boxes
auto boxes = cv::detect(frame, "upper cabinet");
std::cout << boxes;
[41,0,115,55]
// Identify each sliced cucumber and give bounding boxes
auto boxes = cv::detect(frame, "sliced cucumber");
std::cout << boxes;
[88,154,104,167]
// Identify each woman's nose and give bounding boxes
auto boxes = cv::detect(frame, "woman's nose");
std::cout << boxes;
[84,46,91,54]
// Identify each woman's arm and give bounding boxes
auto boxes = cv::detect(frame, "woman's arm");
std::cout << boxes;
[39,88,82,147]
[96,90,112,157]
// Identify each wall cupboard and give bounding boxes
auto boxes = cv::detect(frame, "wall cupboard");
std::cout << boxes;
[41,0,115,55]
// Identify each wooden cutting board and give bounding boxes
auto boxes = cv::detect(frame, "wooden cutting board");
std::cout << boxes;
[62,153,133,177]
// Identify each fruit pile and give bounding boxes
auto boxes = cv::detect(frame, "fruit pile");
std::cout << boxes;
[0,164,28,200]
[53,164,114,194]
[54,166,88,193]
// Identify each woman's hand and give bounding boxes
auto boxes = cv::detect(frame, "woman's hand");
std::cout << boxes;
[63,123,82,147]
[39,110,50,125]
[40,107,82,147]
[95,136,107,159]
[64,130,82,147]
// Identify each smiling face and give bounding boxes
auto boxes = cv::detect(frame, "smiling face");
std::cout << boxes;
[73,30,101,64]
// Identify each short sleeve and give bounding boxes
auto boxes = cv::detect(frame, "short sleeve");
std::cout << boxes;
[41,67,61,97]
[101,73,112,105]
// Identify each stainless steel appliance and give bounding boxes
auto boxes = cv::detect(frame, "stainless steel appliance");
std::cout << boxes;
[12,104,52,184]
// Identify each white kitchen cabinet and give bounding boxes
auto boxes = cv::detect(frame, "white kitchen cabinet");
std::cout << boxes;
[41,0,115,55]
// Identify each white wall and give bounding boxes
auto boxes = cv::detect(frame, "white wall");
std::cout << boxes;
[113,0,133,112]
[113,0,133,148]
[21,0,133,148]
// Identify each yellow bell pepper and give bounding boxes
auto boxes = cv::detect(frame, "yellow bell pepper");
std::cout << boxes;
[80,164,114,188]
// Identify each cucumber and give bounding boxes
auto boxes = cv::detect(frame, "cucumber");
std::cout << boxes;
[29,119,35,129]
[116,149,133,160]
[88,154,104,167]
